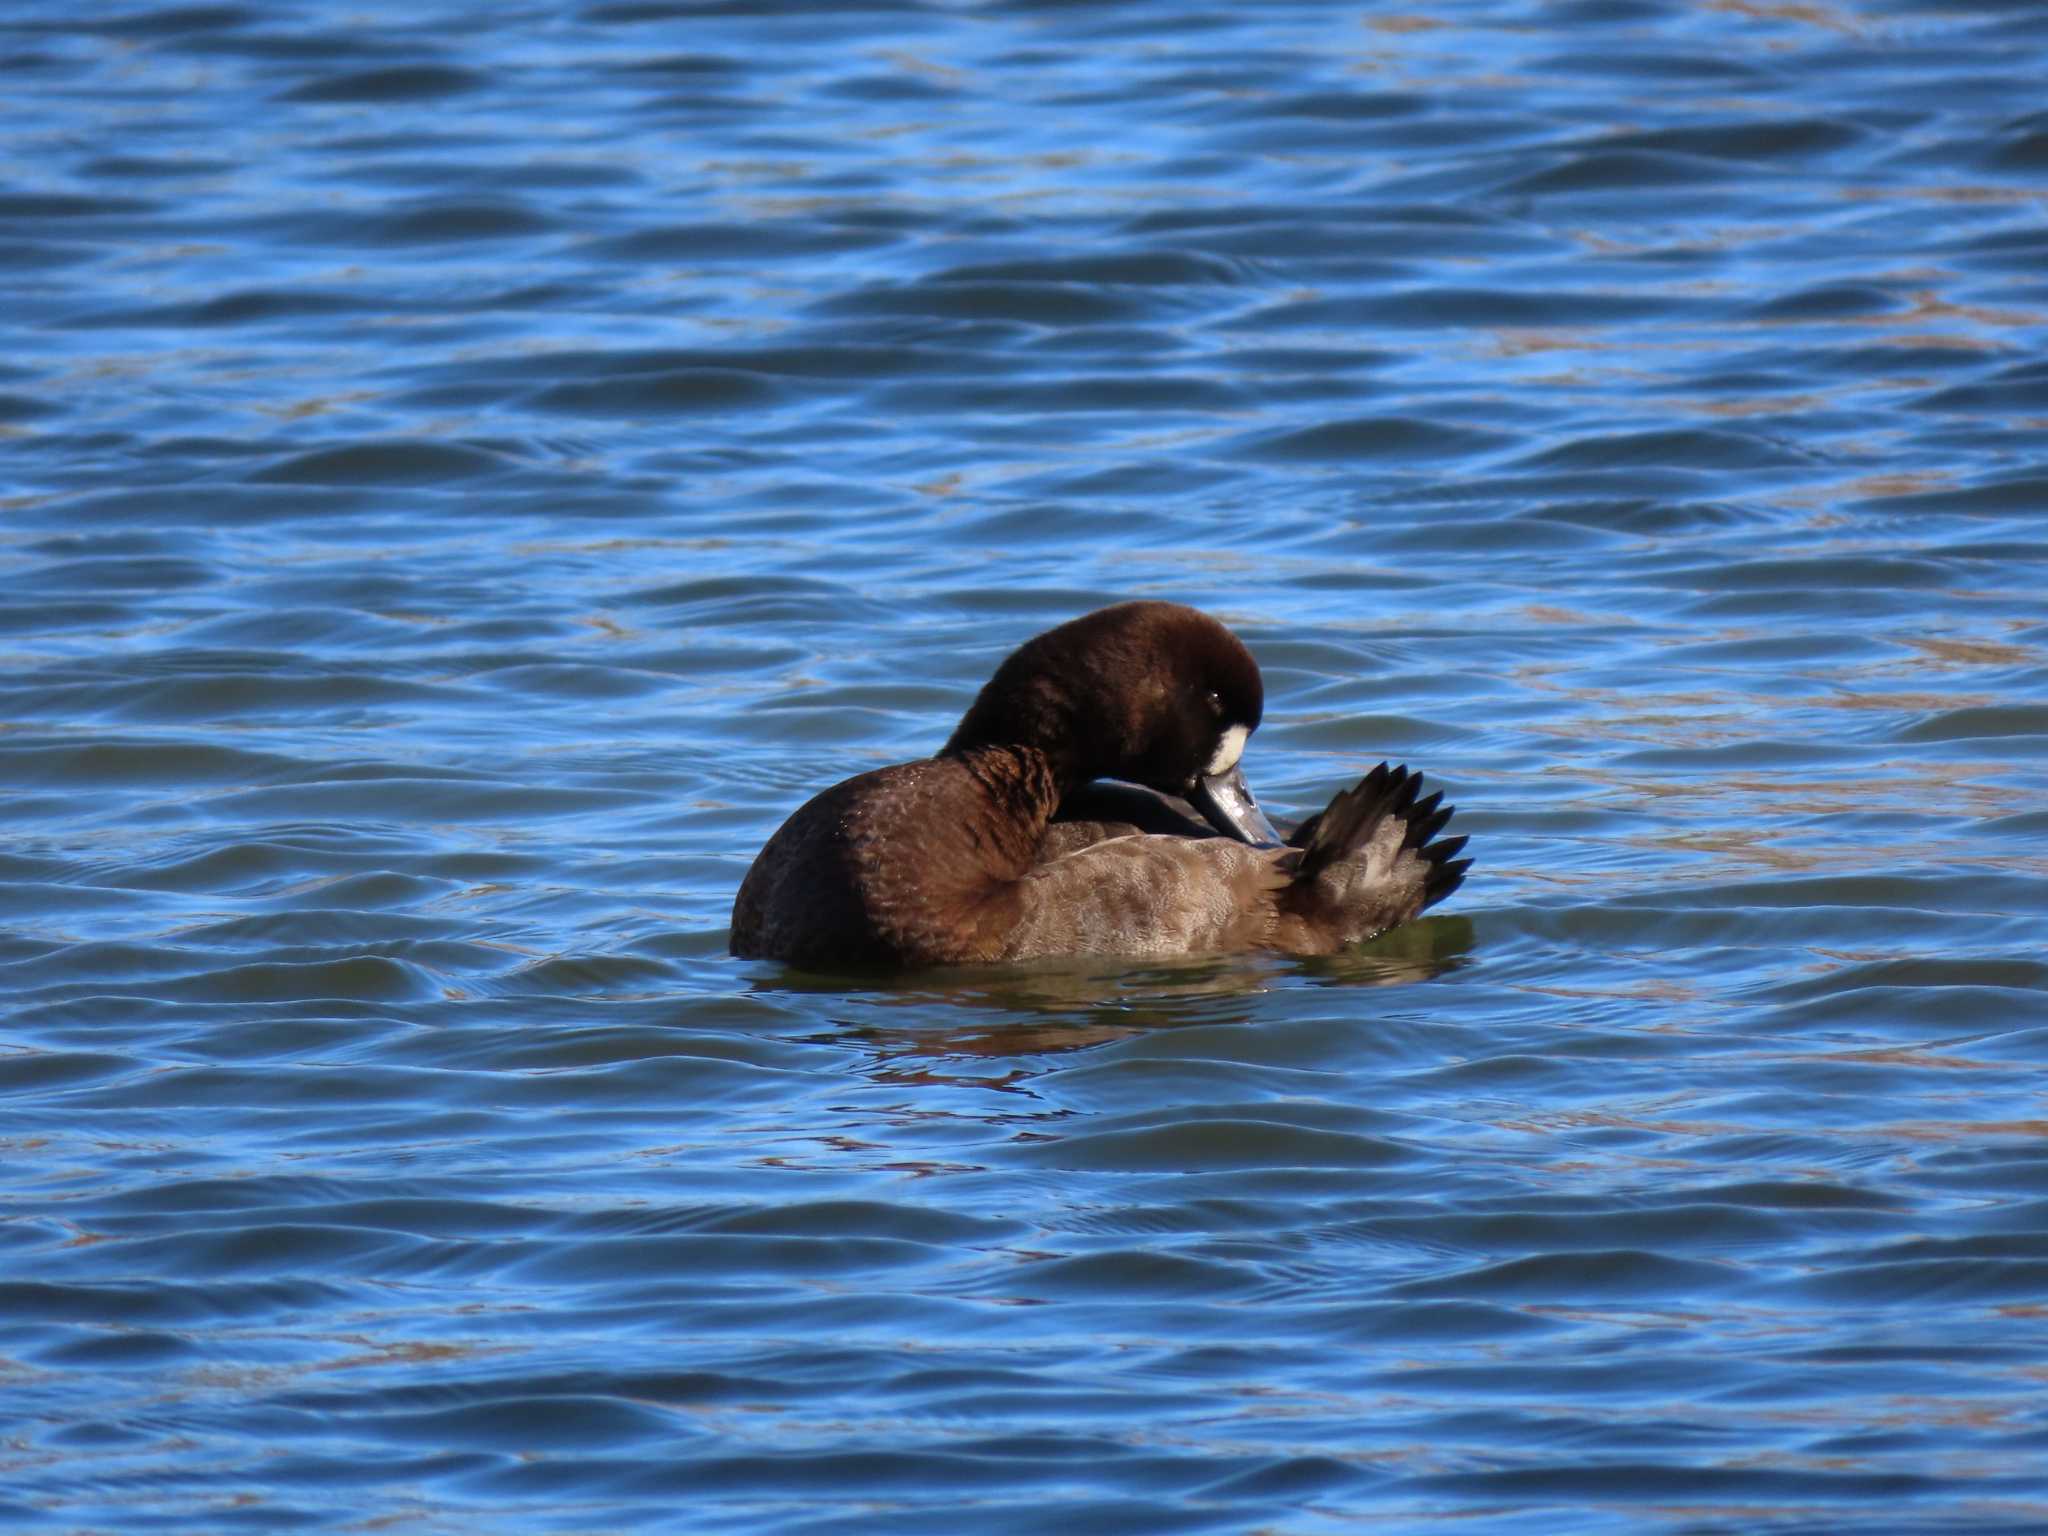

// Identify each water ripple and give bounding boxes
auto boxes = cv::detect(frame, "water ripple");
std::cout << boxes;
[3,0,2047,1531]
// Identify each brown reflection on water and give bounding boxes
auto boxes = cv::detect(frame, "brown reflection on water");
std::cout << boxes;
[1878,1118,2048,1142]
[1516,603,1607,626]
[755,921,1472,1060]
[1901,635,2040,668]
[1706,0,1862,35]
[1812,1045,2002,1071]
[1686,392,1827,419]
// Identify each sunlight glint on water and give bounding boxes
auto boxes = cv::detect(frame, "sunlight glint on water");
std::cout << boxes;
[2,1,2046,1531]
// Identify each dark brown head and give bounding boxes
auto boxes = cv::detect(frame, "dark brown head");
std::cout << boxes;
[943,601,1282,845]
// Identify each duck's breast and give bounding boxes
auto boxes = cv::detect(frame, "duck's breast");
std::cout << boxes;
[732,754,1044,969]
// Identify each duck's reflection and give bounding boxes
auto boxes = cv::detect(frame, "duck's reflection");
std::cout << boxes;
[747,914,1475,1060]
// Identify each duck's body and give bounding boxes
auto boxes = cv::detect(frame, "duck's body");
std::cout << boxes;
[730,602,1468,971]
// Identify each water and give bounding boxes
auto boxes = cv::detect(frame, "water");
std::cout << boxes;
[5,0,2047,1530]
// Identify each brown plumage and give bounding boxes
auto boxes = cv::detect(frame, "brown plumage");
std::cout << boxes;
[729,602,1469,970]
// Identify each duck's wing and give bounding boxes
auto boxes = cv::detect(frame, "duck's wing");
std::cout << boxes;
[994,764,1469,963]
[1272,762,1469,951]
[997,832,1291,961]
[1037,819,1142,861]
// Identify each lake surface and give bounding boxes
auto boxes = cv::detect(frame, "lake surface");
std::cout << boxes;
[5,0,2048,1530]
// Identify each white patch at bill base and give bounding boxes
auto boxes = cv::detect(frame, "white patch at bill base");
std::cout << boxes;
[1205,724,1249,777]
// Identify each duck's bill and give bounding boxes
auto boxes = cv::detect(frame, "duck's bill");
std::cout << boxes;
[1191,763,1284,847]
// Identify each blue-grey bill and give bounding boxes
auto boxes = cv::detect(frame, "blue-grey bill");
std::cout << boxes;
[1191,764,1283,847]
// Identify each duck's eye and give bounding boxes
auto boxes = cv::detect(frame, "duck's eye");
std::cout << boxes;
[1203,690,1223,716]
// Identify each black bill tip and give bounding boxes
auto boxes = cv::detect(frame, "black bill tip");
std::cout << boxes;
[1189,762,1283,848]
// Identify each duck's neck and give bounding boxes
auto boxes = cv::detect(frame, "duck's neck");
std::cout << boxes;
[946,743,1069,866]
[942,668,1105,797]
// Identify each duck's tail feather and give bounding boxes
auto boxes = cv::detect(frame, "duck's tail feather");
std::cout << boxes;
[1281,762,1470,946]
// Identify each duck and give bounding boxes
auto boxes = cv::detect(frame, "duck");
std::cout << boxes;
[729,601,1469,970]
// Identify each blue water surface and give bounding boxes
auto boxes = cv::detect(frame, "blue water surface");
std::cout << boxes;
[4,1,2048,1531]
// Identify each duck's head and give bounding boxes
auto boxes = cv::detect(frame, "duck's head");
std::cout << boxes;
[943,600,1283,846]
